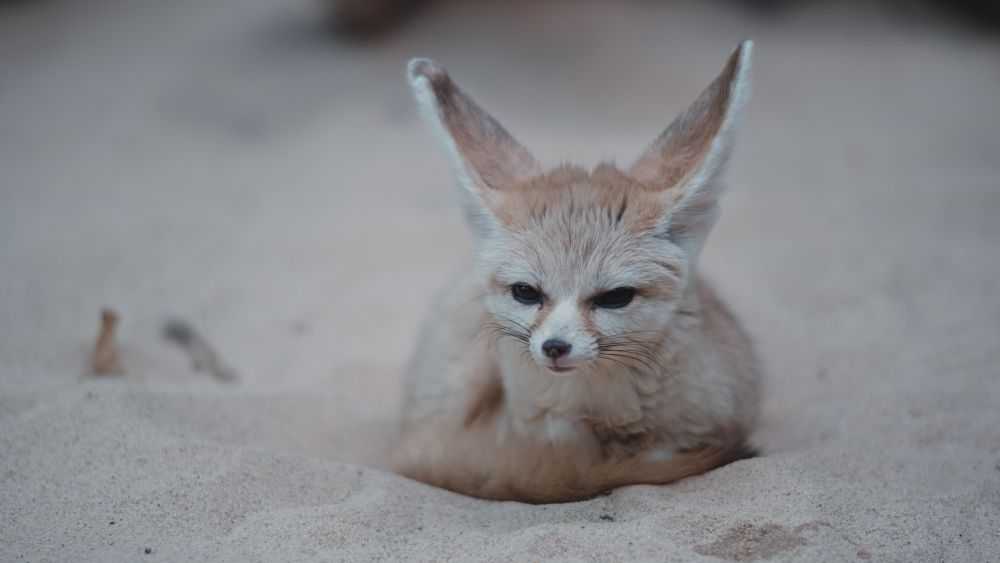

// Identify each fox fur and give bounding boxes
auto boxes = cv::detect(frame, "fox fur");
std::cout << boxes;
[394,41,761,503]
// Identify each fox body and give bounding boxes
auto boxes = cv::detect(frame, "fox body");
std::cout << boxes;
[395,42,760,503]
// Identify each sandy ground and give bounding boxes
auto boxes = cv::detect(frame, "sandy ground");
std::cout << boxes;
[2,0,999,561]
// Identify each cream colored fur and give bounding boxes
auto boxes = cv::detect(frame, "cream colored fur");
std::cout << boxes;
[395,42,761,503]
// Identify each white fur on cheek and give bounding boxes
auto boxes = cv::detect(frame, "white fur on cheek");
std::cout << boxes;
[484,292,536,338]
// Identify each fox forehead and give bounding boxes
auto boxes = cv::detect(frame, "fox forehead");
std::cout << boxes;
[480,164,685,298]
[495,163,671,232]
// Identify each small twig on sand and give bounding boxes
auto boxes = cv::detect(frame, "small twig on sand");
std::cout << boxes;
[162,319,238,382]
[91,308,124,375]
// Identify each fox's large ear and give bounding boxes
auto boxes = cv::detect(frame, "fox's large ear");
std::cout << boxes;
[408,58,541,236]
[629,41,752,259]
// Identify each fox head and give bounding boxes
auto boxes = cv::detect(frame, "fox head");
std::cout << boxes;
[408,42,752,375]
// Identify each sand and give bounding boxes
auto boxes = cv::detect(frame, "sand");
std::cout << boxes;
[2,0,999,561]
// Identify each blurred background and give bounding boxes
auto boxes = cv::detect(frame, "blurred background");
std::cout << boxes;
[3,1,1000,560]
[2,0,999,467]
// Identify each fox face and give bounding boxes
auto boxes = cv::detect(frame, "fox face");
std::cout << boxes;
[409,42,751,375]
[475,165,688,374]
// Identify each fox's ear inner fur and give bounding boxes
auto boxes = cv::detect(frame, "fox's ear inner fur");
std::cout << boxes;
[408,58,541,235]
[630,41,753,257]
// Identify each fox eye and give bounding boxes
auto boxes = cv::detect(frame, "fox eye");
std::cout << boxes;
[592,287,636,309]
[510,283,543,305]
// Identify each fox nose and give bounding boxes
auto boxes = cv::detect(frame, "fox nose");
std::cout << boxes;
[542,339,572,359]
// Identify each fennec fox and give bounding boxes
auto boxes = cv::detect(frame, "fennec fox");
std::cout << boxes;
[395,42,760,503]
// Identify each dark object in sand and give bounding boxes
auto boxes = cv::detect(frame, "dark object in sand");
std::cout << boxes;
[90,308,123,375]
[163,319,238,382]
